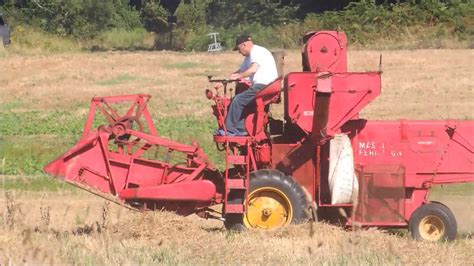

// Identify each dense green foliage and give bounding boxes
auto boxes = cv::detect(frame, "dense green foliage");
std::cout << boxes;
[140,0,169,33]
[200,0,473,50]
[306,0,473,45]
[206,0,299,28]
[1,0,142,39]
[0,0,473,50]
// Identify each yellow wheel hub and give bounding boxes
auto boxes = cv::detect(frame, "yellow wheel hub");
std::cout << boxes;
[419,215,445,241]
[244,187,293,229]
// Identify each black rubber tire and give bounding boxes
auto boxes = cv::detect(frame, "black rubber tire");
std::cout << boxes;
[409,202,457,242]
[224,169,309,231]
[224,213,246,232]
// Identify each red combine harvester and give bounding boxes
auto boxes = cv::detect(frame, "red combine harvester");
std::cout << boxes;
[44,31,473,241]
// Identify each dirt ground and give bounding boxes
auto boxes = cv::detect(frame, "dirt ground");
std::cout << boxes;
[1,48,473,264]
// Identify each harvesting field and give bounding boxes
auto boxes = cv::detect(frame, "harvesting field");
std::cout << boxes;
[1,48,474,264]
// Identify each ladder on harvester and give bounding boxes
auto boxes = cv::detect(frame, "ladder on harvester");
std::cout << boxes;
[222,137,254,215]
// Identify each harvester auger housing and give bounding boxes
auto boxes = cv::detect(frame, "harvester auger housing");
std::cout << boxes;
[45,31,474,241]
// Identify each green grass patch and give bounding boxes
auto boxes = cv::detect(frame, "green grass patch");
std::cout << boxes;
[96,74,139,86]
[0,111,84,136]
[430,183,474,197]
[0,136,77,175]
[92,28,153,51]
[7,25,82,55]
[162,62,203,69]
[0,98,26,111]
[155,116,224,168]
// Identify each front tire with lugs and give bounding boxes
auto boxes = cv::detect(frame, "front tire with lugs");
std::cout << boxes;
[409,202,457,242]
[225,169,309,230]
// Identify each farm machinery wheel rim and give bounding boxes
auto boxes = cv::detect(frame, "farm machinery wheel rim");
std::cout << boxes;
[244,187,293,229]
[419,215,445,241]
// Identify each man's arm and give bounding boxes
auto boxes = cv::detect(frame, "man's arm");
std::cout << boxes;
[230,63,259,79]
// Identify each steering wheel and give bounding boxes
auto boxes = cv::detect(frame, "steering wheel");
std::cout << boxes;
[207,75,239,85]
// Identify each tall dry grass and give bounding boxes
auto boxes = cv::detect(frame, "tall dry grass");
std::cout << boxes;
[0,191,473,264]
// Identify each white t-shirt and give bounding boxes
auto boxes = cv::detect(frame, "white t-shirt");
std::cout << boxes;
[239,45,278,86]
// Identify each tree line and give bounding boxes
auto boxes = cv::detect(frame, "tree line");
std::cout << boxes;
[0,0,472,50]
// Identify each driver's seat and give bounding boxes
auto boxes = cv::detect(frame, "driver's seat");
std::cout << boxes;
[244,78,282,141]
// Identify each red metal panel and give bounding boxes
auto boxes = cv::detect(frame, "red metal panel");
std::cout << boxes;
[354,165,406,224]
[285,72,381,139]
[404,188,430,220]
[82,94,157,140]
[213,135,250,145]
[227,179,245,189]
[322,72,381,137]
[244,78,282,141]
[285,72,318,134]
[303,31,347,73]
[119,180,216,202]
[271,142,316,200]
[254,78,282,106]
[44,131,114,194]
[228,155,247,165]
[226,204,244,213]
[126,158,166,186]
[353,120,474,183]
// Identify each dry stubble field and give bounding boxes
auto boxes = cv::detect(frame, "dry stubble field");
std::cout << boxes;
[0,48,473,264]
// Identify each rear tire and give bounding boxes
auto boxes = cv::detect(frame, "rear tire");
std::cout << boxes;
[409,202,457,242]
[224,169,309,230]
